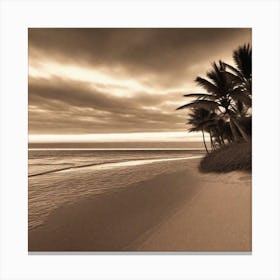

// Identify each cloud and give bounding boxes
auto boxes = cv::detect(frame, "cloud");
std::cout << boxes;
[29,28,252,88]
[28,76,186,134]
[28,28,252,135]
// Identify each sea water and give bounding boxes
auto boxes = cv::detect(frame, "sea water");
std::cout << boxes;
[28,149,203,230]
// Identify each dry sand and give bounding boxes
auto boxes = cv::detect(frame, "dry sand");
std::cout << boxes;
[28,159,251,252]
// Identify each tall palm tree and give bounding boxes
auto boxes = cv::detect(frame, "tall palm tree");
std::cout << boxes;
[177,61,250,141]
[223,44,252,111]
[225,44,251,81]
[223,44,252,139]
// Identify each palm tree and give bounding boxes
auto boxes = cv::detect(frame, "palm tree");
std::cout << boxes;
[186,108,216,153]
[223,44,252,139]
[223,44,252,112]
[224,44,251,81]
[177,61,249,141]
[215,118,234,144]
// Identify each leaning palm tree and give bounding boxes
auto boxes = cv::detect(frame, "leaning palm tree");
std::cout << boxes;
[187,108,217,153]
[177,61,250,142]
[215,118,234,144]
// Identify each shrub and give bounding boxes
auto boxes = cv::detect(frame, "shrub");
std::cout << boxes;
[199,141,251,173]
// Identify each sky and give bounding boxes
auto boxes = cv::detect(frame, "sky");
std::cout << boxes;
[28,28,251,143]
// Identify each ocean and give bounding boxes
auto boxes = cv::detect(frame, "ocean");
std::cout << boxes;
[28,148,204,230]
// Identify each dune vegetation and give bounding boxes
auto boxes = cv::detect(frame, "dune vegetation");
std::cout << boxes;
[177,44,252,172]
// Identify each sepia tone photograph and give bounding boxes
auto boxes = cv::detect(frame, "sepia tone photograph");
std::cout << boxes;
[28,28,252,252]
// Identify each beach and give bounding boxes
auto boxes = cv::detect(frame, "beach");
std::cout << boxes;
[28,154,251,252]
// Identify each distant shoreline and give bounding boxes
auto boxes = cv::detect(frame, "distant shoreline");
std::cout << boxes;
[28,141,207,149]
[28,147,205,151]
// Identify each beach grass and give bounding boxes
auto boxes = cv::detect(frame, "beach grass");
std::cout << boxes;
[199,141,252,173]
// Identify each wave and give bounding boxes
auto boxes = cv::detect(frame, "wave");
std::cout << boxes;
[29,156,202,178]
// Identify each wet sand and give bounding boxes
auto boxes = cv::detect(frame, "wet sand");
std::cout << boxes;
[29,159,251,252]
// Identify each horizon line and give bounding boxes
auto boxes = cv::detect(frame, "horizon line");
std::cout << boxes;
[28,148,205,151]
[28,131,207,143]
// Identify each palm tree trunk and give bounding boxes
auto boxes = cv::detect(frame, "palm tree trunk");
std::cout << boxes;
[202,130,209,154]
[215,131,222,146]
[229,119,241,142]
[232,119,250,142]
[209,131,215,150]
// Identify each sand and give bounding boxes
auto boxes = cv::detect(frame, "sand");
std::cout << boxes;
[28,159,251,252]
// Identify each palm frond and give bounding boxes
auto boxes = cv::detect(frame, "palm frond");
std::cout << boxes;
[223,71,243,84]
[183,93,216,100]
[223,62,243,78]
[176,100,219,111]
[230,88,252,107]
[233,44,252,79]
[195,77,220,95]
[205,62,233,95]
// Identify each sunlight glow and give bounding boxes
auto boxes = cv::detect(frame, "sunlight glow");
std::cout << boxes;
[29,60,153,97]
[29,131,209,143]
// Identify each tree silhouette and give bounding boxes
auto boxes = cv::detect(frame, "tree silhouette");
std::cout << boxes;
[186,108,214,153]
[177,43,252,149]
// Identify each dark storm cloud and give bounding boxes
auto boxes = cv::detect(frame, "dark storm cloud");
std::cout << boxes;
[28,77,185,133]
[29,28,251,87]
[28,28,251,135]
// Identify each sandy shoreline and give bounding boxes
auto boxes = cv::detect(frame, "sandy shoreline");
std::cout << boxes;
[29,159,251,252]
